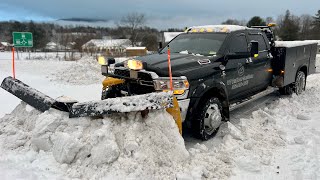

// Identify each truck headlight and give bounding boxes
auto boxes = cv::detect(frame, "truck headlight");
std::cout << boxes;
[154,78,189,95]
[124,59,143,70]
[97,55,107,65]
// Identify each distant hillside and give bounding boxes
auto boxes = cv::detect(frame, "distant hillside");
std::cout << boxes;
[54,18,115,27]
[58,18,108,23]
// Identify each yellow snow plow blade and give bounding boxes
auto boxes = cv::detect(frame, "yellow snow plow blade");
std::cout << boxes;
[166,97,182,135]
[102,77,125,90]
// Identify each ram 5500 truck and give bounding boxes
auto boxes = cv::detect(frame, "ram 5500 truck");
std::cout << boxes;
[101,25,317,140]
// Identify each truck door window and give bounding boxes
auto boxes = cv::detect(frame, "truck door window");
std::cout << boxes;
[249,34,267,52]
[229,34,248,53]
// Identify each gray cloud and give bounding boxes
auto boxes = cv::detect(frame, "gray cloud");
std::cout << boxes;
[1,0,320,29]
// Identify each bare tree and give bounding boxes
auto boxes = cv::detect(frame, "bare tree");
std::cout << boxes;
[265,17,274,24]
[120,12,146,46]
[221,19,247,26]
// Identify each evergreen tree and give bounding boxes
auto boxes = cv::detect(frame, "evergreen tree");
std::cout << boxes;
[312,10,320,39]
[27,21,49,50]
[314,10,320,23]
[247,16,266,27]
[278,10,300,40]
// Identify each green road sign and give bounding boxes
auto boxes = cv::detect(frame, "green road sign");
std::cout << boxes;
[12,32,33,47]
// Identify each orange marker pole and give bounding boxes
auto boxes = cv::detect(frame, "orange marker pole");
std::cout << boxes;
[12,46,15,79]
[167,46,173,91]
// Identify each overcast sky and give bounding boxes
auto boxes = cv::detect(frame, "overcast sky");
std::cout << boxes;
[1,0,320,29]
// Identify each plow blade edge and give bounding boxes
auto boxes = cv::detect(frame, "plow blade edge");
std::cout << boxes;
[1,76,174,118]
[70,92,173,118]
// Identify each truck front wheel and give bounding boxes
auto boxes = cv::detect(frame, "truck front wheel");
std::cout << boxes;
[193,97,224,140]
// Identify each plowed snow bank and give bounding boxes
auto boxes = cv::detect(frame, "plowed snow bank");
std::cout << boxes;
[0,104,189,179]
[50,56,129,85]
[50,56,103,85]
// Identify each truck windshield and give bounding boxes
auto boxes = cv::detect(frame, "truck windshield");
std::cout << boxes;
[161,33,227,56]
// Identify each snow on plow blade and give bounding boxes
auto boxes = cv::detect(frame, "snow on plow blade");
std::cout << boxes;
[69,92,173,118]
[1,76,57,112]
[1,76,174,118]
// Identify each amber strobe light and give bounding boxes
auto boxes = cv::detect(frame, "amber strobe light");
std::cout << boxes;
[125,60,143,70]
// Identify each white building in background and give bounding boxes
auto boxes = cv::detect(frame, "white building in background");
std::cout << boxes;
[82,39,132,56]
[0,42,11,51]
[45,42,58,50]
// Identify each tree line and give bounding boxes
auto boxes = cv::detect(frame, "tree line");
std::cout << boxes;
[0,9,319,53]
[222,10,320,40]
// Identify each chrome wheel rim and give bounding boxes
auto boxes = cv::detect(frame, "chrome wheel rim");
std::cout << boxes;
[203,104,222,135]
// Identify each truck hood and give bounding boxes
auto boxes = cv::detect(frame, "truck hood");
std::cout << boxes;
[118,53,222,79]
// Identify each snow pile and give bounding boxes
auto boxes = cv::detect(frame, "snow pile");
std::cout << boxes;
[25,53,66,61]
[50,56,104,85]
[0,103,189,179]
[230,74,320,179]
[275,41,318,48]
[50,56,129,85]
[72,92,173,116]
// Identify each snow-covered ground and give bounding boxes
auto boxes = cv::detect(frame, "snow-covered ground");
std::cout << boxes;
[0,53,319,179]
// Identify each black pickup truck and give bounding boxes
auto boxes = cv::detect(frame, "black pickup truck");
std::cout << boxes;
[101,25,318,140]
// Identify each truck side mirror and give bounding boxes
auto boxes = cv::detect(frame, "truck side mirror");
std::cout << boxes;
[250,41,259,57]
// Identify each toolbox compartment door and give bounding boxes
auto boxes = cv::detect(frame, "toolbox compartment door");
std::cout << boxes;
[273,43,317,86]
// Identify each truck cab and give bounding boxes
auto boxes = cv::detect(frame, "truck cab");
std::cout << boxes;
[101,25,317,140]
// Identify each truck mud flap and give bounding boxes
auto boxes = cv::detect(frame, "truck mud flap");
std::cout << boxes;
[69,92,173,118]
[1,76,71,112]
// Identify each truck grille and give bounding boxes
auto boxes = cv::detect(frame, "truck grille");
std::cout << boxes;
[129,83,155,94]
[113,69,156,94]
[114,69,154,82]
[114,69,130,78]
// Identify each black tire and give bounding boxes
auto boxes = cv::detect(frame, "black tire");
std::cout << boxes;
[279,71,306,95]
[192,97,224,140]
[279,85,293,95]
[294,71,306,95]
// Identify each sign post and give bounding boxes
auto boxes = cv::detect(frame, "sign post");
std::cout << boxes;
[12,32,33,79]
[12,47,15,79]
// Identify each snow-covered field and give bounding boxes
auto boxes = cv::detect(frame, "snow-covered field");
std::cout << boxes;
[0,52,319,179]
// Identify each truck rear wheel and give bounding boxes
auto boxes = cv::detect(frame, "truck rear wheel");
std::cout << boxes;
[193,97,223,140]
[295,71,306,95]
[279,71,306,95]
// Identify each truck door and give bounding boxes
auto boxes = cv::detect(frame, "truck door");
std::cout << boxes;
[224,32,253,101]
[247,32,273,92]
